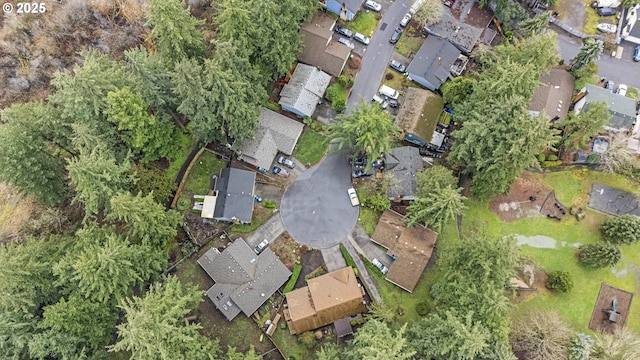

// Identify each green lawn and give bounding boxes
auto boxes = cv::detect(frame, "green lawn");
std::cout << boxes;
[626,86,638,101]
[460,170,640,333]
[271,326,313,360]
[294,130,330,166]
[325,83,348,111]
[394,34,424,58]
[357,207,382,236]
[165,132,194,184]
[348,11,379,37]
[183,151,227,195]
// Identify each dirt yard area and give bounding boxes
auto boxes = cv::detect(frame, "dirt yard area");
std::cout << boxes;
[589,283,634,334]
[271,231,308,271]
[553,0,587,30]
[489,173,551,222]
[0,183,38,242]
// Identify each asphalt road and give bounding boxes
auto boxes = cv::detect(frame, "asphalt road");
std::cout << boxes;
[280,146,359,248]
[346,0,413,111]
[557,33,640,89]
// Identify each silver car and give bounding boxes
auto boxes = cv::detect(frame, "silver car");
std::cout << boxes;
[338,37,355,50]
[277,156,295,169]
[354,32,370,45]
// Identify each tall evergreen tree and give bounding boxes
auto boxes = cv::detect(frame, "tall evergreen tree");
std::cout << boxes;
[601,214,640,244]
[518,12,551,37]
[66,146,133,219]
[346,320,415,360]
[146,0,205,64]
[407,311,491,360]
[124,46,177,111]
[109,276,220,359]
[406,185,467,231]
[107,192,182,249]
[570,38,603,72]
[560,101,609,151]
[105,87,178,163]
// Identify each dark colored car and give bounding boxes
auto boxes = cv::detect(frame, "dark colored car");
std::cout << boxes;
[272,166,289,177]
[352,169,372,178]
[389,27,403,44]
[634,45,640,62]
[335,24,353,38]
[352,157,366,167]
[597,7,617,16]
[389,60,405,73]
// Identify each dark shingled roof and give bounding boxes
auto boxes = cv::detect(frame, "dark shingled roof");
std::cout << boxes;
[197,239,291,321]
[386,147,424,201]
[212,168,256,224]
[407,35,460,91]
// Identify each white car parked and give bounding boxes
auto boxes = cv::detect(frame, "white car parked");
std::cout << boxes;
[400,13,412,27]
[364,0,382,12]
[348,188,360,207]
[372,258,389,274]
[354,32,370,45]
[617,84,628,97]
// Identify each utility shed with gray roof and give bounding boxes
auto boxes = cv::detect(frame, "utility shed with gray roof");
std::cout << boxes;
[279,64,331,118]
[386,147,424,201]
[232,108,304,170]
[407,35,461,91]
[576,84,637,130]
[197,238,291,321]
[205,168,256,224]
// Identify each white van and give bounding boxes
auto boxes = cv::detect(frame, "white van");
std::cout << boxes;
[378,85,399,100]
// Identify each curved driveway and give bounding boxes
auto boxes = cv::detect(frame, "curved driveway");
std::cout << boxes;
[280,147,358,248]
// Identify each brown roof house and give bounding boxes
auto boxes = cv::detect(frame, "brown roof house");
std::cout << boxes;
[197,238,291,321]
[371,210,438,292]
[284,267,366,334]
[298,13,351,77]
[528,69,575,121]
[231,108,304,170]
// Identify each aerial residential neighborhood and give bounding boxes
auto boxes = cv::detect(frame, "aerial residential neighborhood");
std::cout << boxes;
[1,0,640,359]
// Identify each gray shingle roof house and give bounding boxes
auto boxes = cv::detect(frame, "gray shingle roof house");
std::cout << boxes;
[201,168,256,224]
[423,0,493,54]
[575,84,637,130]
[325,0,364,21]
[197,238,291,321]
[232,108,304,170]
[279,64,331,118]
[299,13,351,77]
[386,147,424,201]
[407,35,461,91]
[529,69,575,121]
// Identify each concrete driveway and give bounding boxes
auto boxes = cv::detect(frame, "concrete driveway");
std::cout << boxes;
[280,145,358,248]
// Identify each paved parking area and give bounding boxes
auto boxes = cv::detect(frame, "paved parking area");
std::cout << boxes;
[280,148,359,248]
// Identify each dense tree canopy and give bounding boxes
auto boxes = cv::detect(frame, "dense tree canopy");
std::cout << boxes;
[0,102,68,205]
[560,101,609,151]
[105,86,178,163]
[449,34,560,198]
[331,102,400,167]
[345,320,415,360]
[407,311,491,359]
[146,0,205,64]
[414,0,443,28]
[109,276,220,359]
[570,38,603,72]
[66,147,133,219]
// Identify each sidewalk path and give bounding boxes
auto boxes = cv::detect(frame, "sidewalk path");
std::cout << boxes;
[342,237,382,303]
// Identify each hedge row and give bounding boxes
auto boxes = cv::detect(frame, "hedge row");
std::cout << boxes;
[283,264,302,293]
